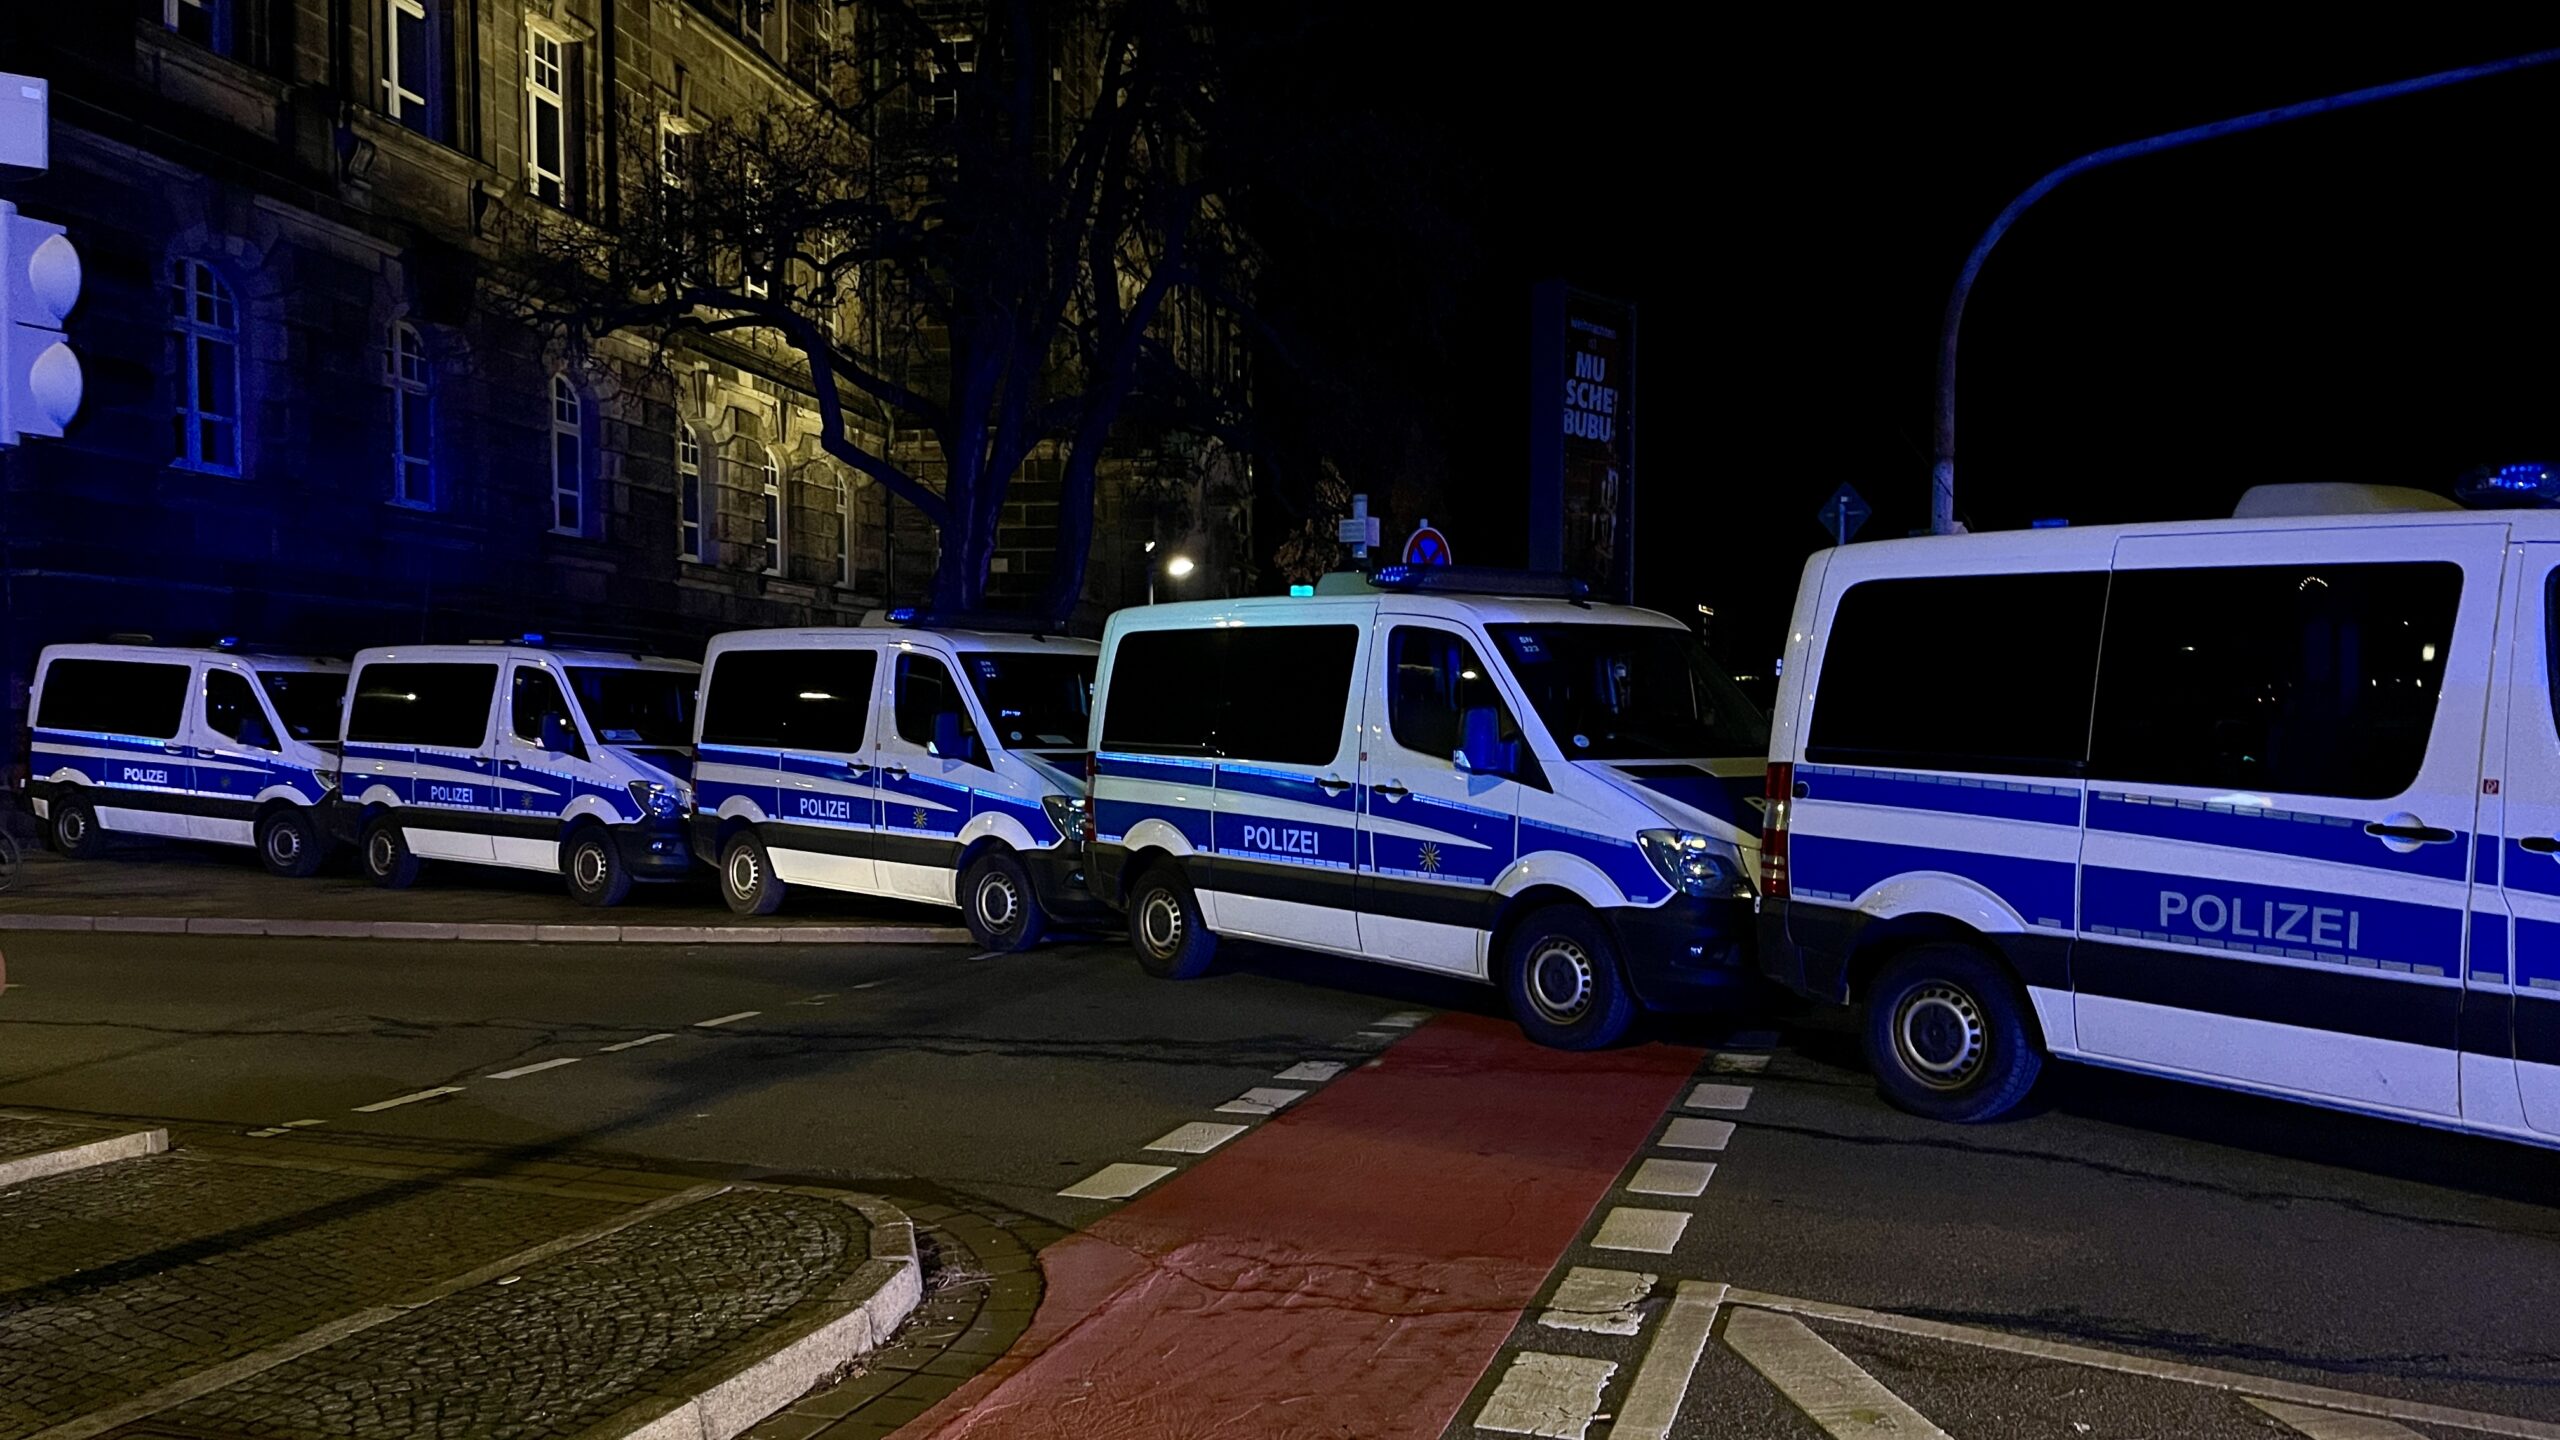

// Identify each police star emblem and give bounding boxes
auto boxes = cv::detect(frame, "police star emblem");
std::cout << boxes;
[912,806,929,828]
[1418,841,1442,874]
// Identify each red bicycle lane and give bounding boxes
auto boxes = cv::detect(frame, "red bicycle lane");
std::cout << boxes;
[907,1012,1702,1439]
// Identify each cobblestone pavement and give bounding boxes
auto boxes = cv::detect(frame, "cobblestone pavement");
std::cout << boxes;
[0,1114,121,1160]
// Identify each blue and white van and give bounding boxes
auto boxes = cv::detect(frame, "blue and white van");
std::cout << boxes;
[1760,479,2560,1146]
[1086,568,1769,1048]
[332,640,698,905]
[21,641,348,875]
[690,617,1104,949]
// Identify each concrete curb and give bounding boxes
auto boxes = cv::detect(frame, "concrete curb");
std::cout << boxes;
[0,915,971,945]
[588,1193,927,1440]
[0,1127,168,1189]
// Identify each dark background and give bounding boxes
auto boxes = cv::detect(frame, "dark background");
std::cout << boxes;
[1242,16,2560,669]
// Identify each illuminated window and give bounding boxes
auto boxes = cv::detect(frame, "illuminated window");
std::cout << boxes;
[758,449,784,576]
[169,259,241,475]
[549,373,584,535]
[382,0,444,138]
[386,321,433,508]
[658,116,690,192]
[525,27,571,209]
[677,425,703,561]
[163,0,232,53]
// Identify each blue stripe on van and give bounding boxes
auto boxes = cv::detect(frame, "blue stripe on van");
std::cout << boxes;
[2081,864,2460,977]
[1519,819,1670,906]
[1214,763,1358,813]
[1366,792,1515,886]
[2471,914,2512,986]
[2478,832,2504,890]
[2506,840,2560,899]
[2088,792,2467,882]
[1788,834,2074,929]
[1798,765,2079,827]
[1094,797,1212,849]
[1095,752,1214,785]
[2515,917,2560,995]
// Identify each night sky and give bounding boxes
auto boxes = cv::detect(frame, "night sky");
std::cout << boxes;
[1252,17,2560,668]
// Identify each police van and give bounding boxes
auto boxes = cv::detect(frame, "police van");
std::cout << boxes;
[1760,478,2560,1145]
[1086,567,1768,1048]
[333,639,698,905]
[21,640,348,875]
[691,615,1104,950]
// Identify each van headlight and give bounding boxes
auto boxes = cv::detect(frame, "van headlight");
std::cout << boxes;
[627,780,689,819]
[1638,830,1753,900]
[1042,794,1085,842]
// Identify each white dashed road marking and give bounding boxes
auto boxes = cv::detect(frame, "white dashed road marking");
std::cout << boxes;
[283,1119,324,1129]
[1537,1266,1656,1336]
[1057,1162,1177,1200]
[1723,1307,1955,1439]
[693,1011,761,1028]
[1473,1351,1617,1439]
[1275,1060,1345,1082]
[485,1057,581,1080]
[1144,1122,1247,1155]
[598,1033,677,1053]
[1683,1082,1754,1111]
[1591,1206,1689,1255]
[1375,1010,1430,1028]
[351,1086,464,1113]
[1709,1052,1770,1074]
[1627,1158,1715,1197]
[1611,1280,1728,1440]
[2247,1400,2430,1439]
[1215,1086,1308,1116]
[1658,1116,1735,1151]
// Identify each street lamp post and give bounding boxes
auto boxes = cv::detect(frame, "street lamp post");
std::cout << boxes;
[1144,542,1194,604]
[1930,47,2560,536]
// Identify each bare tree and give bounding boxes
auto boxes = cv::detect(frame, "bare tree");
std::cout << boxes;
[510,0,1254,620]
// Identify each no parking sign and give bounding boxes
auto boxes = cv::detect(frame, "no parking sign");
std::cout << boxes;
[1402,521,1452,567]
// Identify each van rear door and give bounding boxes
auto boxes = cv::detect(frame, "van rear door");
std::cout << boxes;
[2074,524,2504,1118]
[2489,543,2560,1135]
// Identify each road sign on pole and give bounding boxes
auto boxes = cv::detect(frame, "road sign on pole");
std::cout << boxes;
[1402,519,1452,567]
[1816,483,1871,548]
[1338,493,1381,562]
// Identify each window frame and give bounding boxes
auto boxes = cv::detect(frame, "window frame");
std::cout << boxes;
[835,476,853,588]
[677,424,705,561]
[386,320,434,509]
[548,372,585,537]
[381,0,442,138]
[169,258,243,477]
[202,668,279,751]
[524,25,572,209]
[163,0,232,53]
[758,448,785,576]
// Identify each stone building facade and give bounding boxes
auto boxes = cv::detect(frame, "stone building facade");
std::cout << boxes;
[0,1,1230,739]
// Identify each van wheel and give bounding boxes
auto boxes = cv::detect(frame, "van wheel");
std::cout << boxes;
[565,829,633,908]
[256,809,325,878]
[962,849,1047,953]
[1128,867,1216,979]
[362,820,421,889]
[720,832,786,916]
[1863,944,2043,1123]
[1502,904,1638,1050]
[50,795,106,859]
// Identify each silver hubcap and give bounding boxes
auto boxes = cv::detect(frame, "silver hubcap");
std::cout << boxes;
[1894,982,1988,1090]
[268,825,300,862]
[575,845,609,889]
[369,832,395,872]
[1138,890,1184,956]
[60,811,85,845]
[976,873,1021,933]
[728,847,760,898]
[1524,938,1596,1024]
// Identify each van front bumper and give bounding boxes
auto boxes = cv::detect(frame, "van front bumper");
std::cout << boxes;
[616,820,697,880]
[1028,845,1114,926]
[1612,894,1759,1013]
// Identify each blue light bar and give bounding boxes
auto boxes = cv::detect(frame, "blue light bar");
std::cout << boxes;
[1368,565,1592,601]
[216,636,240,648]
[520,632,546,645]
[885,607,920,623]
[1288,584,1315,597]
[2457,461,2560,509]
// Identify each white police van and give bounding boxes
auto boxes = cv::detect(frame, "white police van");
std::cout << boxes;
[691,614,1104,949]
[1087,567,1768,1048]
[21,640,348,875]
[1760,477,2560,1145]
[332,638,698,905]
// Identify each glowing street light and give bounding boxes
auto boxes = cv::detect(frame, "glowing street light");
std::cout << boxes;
[1165,555,1195,578]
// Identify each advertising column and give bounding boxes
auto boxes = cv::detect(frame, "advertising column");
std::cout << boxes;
[1528,281,1636,603]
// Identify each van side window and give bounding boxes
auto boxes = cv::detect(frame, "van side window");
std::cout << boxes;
[1387,627,1515,761]
[1098,625,1359,764]
[36,659,192,740]
[1809,573,2108,776]
[202,670,275,750]
[701,649,877,752]
[511,668,580,753]
[346,662,498,747]
[1098,630,1224,754]
[894,654,973,745]
[2089,561,2461,799]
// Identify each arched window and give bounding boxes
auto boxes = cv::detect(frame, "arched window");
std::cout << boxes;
[169,259,241,475]
[386,321,433,508]
[548,372,584,535]
[677,425,704,561]
[758,448,784,575]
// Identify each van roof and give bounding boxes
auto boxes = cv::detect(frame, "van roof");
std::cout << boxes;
[707,626,1099,656]
[1826,503,2560,575]
[37,642,347,671]
[349,644,699,673]
[1103,591,1690,632]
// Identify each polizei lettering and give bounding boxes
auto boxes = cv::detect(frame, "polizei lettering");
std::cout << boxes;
[118,765,169,786]
[796,796,855,822]
[2159,889,2361,953]
[1240,823,1320,857]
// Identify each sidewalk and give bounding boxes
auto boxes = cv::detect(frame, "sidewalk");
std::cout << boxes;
[0,846,975,944]
[0,1112,921,1440]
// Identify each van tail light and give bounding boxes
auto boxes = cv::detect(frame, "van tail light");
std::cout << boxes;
[1760,762,1793,899]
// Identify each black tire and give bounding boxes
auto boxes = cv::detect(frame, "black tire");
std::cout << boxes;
[49,794,107,859]
[1501,904,1638,1050]
[256,807,326,879]
[961,849,1048,953]
[1862,943,2044,1123]
[564,828,633,908]
[719,831,786,916]
[1127,865,1216,979]
[361,818,421,889]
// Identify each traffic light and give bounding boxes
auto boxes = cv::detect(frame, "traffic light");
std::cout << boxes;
[0,199,80,446]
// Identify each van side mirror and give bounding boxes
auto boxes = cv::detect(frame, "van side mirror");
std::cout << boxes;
[539,710,582,756]
[929,710,976,764]
[1454,705,1512,779]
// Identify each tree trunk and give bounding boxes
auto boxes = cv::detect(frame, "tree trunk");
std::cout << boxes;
[1043,443,1102,625]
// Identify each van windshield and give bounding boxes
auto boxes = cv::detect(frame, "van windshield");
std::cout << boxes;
[257,670,347,742]
[960,651,1096,751]
[1488,623,1769,761]
[567,667,697,748]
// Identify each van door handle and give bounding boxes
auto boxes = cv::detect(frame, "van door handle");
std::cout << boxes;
[1316,775,1351,794]
[2523,836,2560,855]
[2365,821,2455,843]
[883,764,909,780]
[1372,781,1410,800]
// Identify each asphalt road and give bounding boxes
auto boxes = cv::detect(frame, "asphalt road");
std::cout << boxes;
[10,917,2560,1436]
